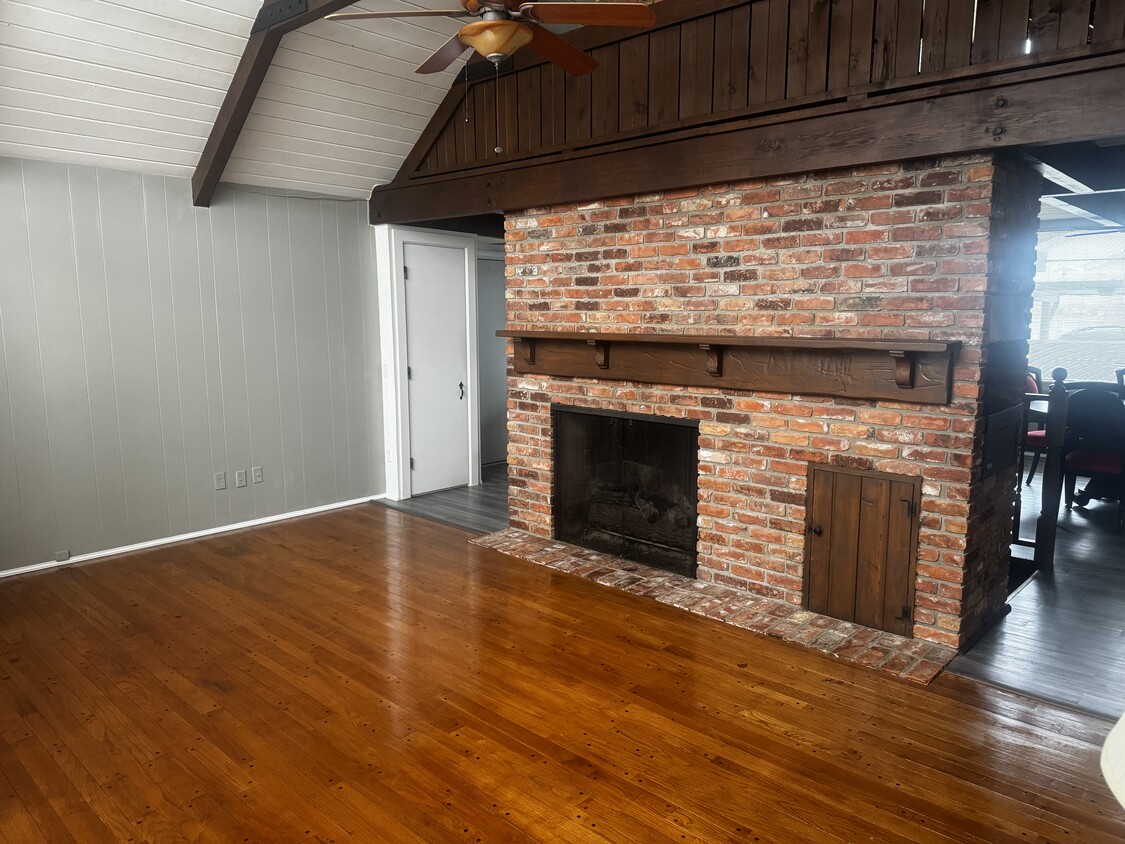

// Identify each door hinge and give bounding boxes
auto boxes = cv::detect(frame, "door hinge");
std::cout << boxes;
[894,604,912,623]
[409,457,414,470]
[407,366,412,380]
[403,266,409,280]
[904,498,916,519]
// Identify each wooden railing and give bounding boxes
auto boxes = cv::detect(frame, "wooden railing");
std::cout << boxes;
[411,0,1125,176]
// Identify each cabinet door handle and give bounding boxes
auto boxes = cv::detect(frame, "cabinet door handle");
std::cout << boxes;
[807,524,823,537]
[459,381,465,400]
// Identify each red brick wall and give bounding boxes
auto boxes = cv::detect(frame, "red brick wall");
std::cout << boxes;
[503,153,1038,647]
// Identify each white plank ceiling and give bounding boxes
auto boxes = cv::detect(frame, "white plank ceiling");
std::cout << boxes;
[0,0,467,198]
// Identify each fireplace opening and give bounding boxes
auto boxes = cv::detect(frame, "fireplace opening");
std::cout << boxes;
[553,406,699,577]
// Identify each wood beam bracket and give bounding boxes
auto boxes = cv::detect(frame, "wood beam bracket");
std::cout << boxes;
[515,337,536,366]
[588,339,610,369]
[889,350,916,388]
[699,343,723,377]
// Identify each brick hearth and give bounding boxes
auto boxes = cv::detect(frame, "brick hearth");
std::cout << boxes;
[472,528,955,684]
[502,152,1040,649]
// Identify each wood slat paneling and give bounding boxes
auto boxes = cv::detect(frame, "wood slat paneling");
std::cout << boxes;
[542,63,567,148]
[1058,0,1094,49]
[590,44,621,136]
[712,5,750,112]
[679,16,716,119]
[647,27,681,124]
[894,1,926,78]
[401,0,1125,189]
[565,69,592,143]
[945,0,978,69]
[1030,0,1064,52]
[1093,0,1125,42]
[922,0,952,72]
[518,66,543,152]
[766,0,791,100]
[788,0,813,97]
[871,0,899,82]
[999,0,1033,59]
[618,34,650,131]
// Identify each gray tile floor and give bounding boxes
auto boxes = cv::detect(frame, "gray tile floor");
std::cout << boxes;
[375,462,509,535]
[949,464,1125,719]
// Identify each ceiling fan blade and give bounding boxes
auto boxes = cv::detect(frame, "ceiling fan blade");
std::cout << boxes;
[527,25,597,75]
[326,10,473,20]
[519,2,656,27]
[416,32,470,73]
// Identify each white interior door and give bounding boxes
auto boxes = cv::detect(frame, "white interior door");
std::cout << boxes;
[404,242,470,494]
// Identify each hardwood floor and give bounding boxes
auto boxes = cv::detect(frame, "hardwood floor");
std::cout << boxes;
[950,466,1125,719]
[377,462,508,535]
[1,504,1123,842]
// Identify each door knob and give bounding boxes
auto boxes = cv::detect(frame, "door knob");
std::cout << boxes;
[459,381,465,400]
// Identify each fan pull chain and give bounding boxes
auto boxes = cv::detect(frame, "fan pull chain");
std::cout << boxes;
[493,62,503,155]
[463,70,469,123]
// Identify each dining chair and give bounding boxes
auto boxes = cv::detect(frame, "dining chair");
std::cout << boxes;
[1023,367,1046,486]
[1063,388,1125,532]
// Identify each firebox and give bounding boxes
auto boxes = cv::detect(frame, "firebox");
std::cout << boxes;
[552,406,699,577]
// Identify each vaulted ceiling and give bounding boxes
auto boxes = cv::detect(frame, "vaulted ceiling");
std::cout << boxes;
[0,0,466,198]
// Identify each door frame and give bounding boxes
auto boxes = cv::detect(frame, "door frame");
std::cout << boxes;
[375,225,481,501]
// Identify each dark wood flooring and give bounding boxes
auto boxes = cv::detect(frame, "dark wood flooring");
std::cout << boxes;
[949,465,1125,719]
[377,462,508,534]
[1,505,1123,841]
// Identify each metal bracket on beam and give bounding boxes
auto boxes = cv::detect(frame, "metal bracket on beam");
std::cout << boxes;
[251,0,307,33]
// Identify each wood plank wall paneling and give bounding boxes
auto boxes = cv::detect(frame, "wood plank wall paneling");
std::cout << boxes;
[712,5,751,112]
[0,157,384,574]
[412,0,1118,177]
[1093,0,1125,43]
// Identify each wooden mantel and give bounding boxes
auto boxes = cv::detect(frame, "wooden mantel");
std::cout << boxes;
[498,331,962,404]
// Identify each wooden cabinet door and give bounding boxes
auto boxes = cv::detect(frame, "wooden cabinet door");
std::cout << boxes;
[804,465,921,636]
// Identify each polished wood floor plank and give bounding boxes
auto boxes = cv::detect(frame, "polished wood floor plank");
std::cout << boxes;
[1,504,1123,842]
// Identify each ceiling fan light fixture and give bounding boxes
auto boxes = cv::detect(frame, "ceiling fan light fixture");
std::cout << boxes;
[458,19,533,64]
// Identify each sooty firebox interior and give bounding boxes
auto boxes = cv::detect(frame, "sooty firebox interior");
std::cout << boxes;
[553,406,699,577]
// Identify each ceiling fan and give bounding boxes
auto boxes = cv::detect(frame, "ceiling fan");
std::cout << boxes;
[326,1,657,75]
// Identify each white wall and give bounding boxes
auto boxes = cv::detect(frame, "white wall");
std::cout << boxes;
[0,156,384,573]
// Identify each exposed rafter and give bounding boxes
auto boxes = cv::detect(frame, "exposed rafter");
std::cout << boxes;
[191,0,365,207]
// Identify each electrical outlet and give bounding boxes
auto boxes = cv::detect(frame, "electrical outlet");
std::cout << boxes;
[54,550,71,563]
[214,472,226,491]
[252,466,263,484]
[235,469,248,488]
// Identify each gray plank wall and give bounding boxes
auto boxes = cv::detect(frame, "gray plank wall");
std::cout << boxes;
[0,156,384,574]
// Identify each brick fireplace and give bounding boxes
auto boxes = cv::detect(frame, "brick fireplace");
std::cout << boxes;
[502,153,1039,648]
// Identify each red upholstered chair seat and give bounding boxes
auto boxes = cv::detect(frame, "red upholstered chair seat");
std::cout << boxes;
[1066,449,1125,476]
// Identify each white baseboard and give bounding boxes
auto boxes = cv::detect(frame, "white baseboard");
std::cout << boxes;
[0,494,388,580]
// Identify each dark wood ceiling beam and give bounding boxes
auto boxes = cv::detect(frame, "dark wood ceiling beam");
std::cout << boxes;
[370,61,1125,224]
[191,0,364,207]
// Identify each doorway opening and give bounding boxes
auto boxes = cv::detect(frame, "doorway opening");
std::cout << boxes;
[375,224,508,533]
